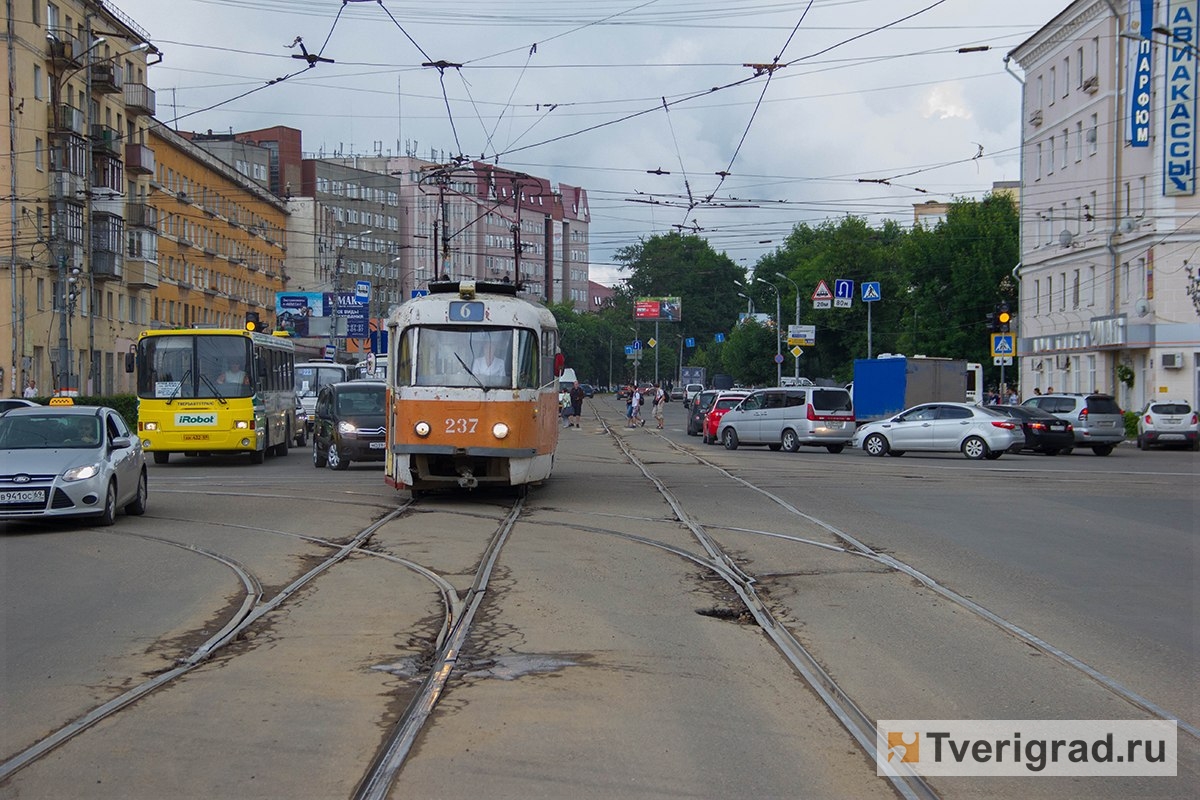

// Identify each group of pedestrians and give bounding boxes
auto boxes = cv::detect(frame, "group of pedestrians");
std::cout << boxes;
[624,383,668,429]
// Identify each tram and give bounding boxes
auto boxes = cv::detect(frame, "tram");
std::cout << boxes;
[129,327,298,464]
[383,280,563,494]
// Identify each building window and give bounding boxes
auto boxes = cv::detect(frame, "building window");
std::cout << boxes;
[1049,66,1056,103]
[1072,270,1080,309]
[1075,121,1084,161]
[1047,136,1055,173]
[1089,114,1098,155]
[33,64,43,100]
[34,138,44,170]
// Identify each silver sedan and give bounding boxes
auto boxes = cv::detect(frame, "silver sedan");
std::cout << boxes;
[852,402,1024,460]
[0,404,147,525]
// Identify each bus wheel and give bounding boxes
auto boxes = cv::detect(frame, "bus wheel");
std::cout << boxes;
[153,452,169,465]
[250,445,265,464]
[275,432,289,457]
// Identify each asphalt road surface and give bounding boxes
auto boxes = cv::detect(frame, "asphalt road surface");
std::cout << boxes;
[1,397,1195,799]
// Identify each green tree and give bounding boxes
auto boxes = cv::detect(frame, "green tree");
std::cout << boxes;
[722,318,776,386]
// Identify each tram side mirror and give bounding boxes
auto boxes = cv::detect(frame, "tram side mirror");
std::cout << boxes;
[554,353,565,377]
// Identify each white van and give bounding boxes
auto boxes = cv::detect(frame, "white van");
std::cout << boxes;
[716,386,855,453]
[683,383,705,407]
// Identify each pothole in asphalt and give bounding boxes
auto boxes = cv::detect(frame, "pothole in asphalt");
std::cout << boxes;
[696,606,756,624]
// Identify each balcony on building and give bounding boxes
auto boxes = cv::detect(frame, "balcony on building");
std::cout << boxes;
[126,201,159,230]
[91,249,124,282]
[124,143,155,175]
[125,233,159,288]
[90,124,121,157]
[53,105,86,136]
[91,152,124,196]
[50,171,86,202]
[90,62,123,94]
[124,83,156,117]
[46,29,83,67]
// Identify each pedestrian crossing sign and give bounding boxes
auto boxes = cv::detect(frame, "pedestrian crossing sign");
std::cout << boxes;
[990,333,1015,357]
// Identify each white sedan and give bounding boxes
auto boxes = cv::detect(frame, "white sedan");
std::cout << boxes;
[852,402,1024,460]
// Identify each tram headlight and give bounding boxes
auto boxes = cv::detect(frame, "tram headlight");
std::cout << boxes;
[414,421,431,437]
[492,422,509,439]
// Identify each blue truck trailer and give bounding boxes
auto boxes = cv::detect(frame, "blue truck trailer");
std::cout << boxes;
[851,356,983,422]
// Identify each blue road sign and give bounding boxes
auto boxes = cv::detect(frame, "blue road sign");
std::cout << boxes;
[685,337,695,348]
[411,289,429,298]
[624,345,634,356]
[990,333,1015,357]
[355,280,371,301]
[715,332,726,343]
[834,279,854,299]
[861,282,882,302]
[633,339,642,350]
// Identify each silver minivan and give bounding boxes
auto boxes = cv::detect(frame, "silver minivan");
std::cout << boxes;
[716,387,855,453]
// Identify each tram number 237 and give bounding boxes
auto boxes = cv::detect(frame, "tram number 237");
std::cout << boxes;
[445,417,479,434]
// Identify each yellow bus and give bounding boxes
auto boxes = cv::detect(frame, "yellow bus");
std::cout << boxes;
[129,328,298,464]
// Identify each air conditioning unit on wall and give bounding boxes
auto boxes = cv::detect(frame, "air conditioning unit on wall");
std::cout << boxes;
[1160,353,1184,369]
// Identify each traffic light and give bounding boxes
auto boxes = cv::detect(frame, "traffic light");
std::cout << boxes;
[245,311,261,332]
[985,311,997,332]
[997,303,1012,333]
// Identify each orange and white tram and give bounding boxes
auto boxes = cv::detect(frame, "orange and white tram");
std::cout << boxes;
[383,280,563,494]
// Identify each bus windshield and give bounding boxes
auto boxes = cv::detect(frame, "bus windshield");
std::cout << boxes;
[137,335,254,399]
[398,326,538,389]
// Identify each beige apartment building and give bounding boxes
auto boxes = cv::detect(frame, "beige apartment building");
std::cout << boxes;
[1,0,158,395]
[1010,0,1199,409]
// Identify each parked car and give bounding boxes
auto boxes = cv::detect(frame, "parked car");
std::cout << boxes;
[670,386,685,401]
[1136,400,1199,450]
[580,383,596,398]
[716,386,855,453]
[312,381,388,470]
[687,390,718,436]
[987,404,1074,455]
[683,383,705,408]
[0,403,147,525]
[293,400,309,447]
[1022,393,1124,455]
[851,402,1024,460]
[702,391,748,444]
[0,398,40,413]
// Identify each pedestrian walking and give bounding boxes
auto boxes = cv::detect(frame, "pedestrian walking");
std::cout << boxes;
[569,380,585,428]
[653,384,666,429]
[628,386,643,427]
[23,378,37,398]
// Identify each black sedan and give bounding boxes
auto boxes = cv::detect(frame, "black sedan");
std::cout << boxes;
[988,404,1074,455]
[687,390,718,436]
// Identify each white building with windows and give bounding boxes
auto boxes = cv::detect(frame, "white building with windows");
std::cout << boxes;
[1009,0,1199,410]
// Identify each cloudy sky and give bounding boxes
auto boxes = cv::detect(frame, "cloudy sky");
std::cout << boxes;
[111,0,1066,285]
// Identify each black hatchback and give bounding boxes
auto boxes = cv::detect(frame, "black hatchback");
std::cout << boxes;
[687,390,718,436]
[988,404,1074,455]
[312,381,387,470]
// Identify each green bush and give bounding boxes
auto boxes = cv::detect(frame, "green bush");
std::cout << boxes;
[28,394,139,431]
[1124,410,1139,439]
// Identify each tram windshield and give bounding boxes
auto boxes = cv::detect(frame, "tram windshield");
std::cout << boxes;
[137,335,255,400]
[398,327,538,389]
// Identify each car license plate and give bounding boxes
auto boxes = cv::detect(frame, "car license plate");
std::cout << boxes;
[0,489,46,504]
[369,441,386,449]
[1098,421,1115,427]
[1159,433,1184,441]
[182,434,210,441]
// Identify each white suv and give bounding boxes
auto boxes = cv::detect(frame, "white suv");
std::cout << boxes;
[1136,401,1199,450]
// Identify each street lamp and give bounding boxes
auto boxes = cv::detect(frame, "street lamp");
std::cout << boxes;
[775,272,800,379]
[756,278,782,387]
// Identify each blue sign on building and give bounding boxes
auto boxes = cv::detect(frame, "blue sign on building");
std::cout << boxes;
[1130,38,1152,147]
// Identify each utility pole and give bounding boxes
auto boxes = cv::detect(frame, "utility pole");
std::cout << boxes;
[776,272,800,379]
[511,175,523,285]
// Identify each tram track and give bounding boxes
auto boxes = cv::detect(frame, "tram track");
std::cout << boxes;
[0,503,412,784]
[617,423,1199,743]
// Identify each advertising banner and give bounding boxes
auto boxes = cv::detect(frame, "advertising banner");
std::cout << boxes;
[275,291,324,337]
[634,296,682,321]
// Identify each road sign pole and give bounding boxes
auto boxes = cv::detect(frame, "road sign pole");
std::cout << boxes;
[867,301,873,359]
[655,320,660,384]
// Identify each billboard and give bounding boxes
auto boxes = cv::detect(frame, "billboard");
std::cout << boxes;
[634,296,682,321]
[276,292,324,337]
